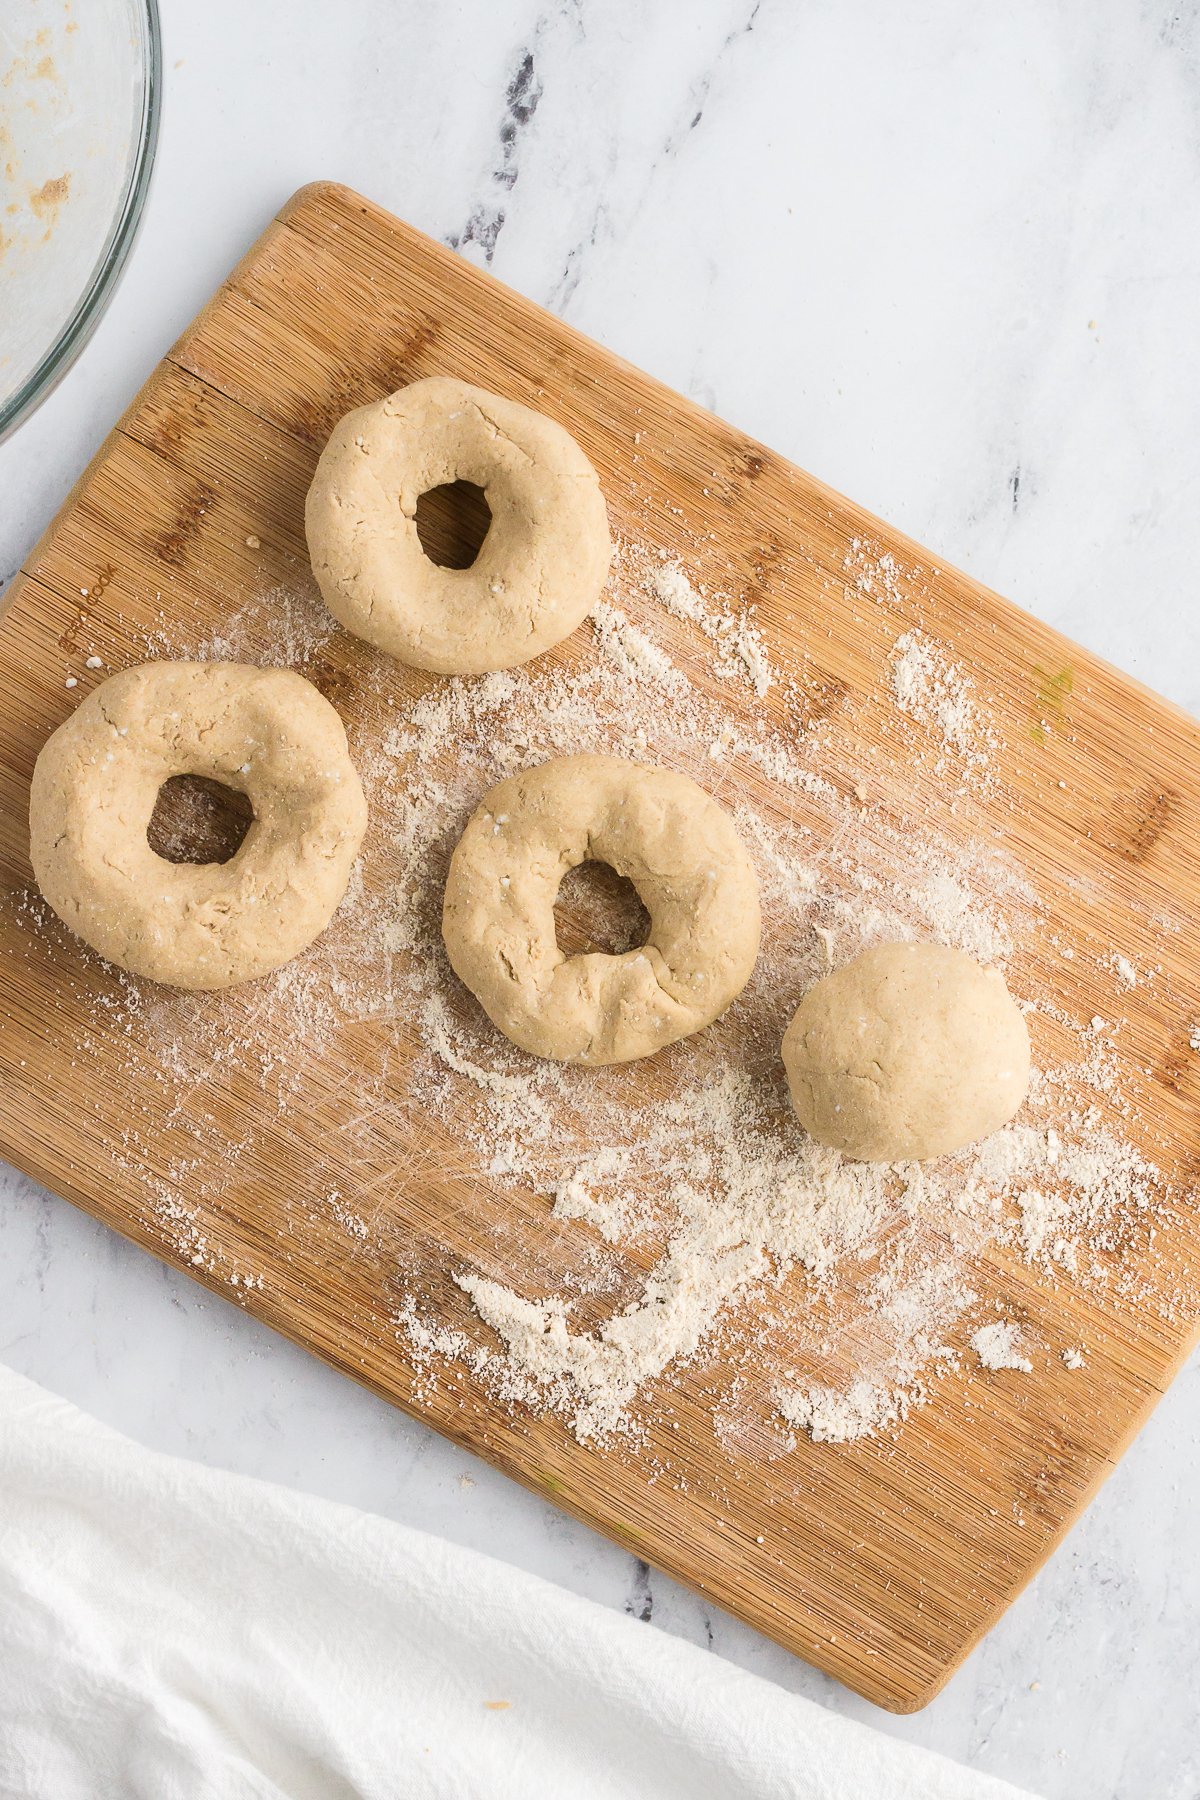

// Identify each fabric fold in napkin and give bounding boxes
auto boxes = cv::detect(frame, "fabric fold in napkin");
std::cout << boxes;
[0,1364,1038,1799]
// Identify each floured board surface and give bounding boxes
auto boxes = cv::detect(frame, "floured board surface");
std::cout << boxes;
[2,183,1199,1711]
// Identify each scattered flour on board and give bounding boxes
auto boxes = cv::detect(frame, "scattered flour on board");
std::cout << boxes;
[777,1380,907,1446]
[33,538,1178,1461]
[843,537,922,608]
[646,555,773,698]
[971,1321,1034,1374]
[890,629,982,758]
[590,598,688,695]
[1113,953,1138,989]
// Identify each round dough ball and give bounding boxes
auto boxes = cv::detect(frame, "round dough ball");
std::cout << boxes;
[781,941,1030,1161]
[305,376,611,675]
[442,753,761,1065]
[29,661,367,990]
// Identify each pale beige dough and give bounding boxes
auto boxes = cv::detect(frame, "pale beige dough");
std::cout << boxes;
[442,754,761,1065]
[305,376,612,675]
[29,662,367,989]
[782,941,1030,1161]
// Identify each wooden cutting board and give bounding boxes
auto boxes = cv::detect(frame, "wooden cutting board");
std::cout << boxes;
[2,182,1198,1712]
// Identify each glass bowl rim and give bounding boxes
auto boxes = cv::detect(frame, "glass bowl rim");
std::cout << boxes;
[0,0,163,444]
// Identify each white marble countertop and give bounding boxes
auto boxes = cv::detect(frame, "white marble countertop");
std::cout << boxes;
[3,4,1199,1793]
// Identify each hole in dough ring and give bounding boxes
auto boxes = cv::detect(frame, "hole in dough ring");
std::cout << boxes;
[29,662,368,990]
[442,753,761,1065]
[304,376,612,675]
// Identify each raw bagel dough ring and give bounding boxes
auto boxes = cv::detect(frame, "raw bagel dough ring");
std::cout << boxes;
[29,661,368,990]
[782,941,1031,1162]
[442,754,761,1065]
[305,376,612,675]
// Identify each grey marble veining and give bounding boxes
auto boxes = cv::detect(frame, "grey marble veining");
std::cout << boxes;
[3,5,1200,1794]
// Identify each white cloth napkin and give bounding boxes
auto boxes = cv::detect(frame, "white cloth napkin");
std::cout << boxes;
[0,1364,1037,1799]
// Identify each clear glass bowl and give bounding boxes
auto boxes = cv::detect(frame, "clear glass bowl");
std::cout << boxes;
[0,0,161,441]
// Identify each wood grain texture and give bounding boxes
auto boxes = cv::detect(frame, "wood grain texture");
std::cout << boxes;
[2,182,1199,1711]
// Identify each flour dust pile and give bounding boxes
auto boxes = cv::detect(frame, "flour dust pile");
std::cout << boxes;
[32,538,1170,1458]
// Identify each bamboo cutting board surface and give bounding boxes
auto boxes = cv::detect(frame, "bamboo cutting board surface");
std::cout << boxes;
[2,182,1199,1712]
